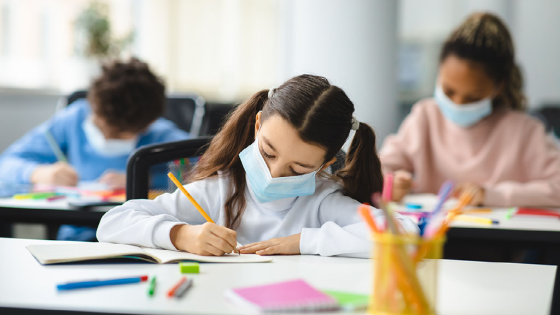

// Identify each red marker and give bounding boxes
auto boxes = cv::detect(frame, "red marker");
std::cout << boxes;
[167,277,187,297]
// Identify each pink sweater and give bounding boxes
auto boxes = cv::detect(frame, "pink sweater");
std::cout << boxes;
[380,98,560,207]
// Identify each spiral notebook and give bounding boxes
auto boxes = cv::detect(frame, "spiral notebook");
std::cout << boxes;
[225,279,339,312]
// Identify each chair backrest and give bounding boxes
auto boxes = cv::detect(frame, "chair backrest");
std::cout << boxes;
[199,102,236,136]
[530,105,560,137]
[165,94,206,136]
[126,137,213,200]
[58,90,205,136]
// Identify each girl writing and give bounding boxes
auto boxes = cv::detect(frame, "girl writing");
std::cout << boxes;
[98,75,416,257]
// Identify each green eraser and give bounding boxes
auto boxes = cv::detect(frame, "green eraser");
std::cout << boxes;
[179,262,200,274]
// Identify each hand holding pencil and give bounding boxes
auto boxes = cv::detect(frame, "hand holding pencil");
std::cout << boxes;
[167,172,239,256]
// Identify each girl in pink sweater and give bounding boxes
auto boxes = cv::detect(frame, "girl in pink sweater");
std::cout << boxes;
[380,13,560,207]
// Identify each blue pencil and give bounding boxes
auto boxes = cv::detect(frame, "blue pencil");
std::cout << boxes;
[57,275,148,291]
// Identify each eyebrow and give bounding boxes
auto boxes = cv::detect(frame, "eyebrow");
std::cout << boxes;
[262,136,315,169]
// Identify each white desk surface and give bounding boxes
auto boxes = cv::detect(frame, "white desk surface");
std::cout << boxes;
[403,194,560,232]
[0,238,555,315]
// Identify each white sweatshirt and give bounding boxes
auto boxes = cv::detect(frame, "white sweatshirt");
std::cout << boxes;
[97,173,418,258]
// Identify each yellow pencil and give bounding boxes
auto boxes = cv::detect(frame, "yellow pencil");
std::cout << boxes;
[167,172,214,223]
[167,172,240,254]
[453,214,498,225]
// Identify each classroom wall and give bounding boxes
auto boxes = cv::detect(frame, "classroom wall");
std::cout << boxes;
[0,0,559,154]
[399,0,560,108]
[0,90,60,152]
[279,0,399,143]
[514,0,560,107]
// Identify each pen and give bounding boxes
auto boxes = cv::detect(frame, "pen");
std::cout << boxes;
[174,278,194,298]
[57,275,148,291]
[44,130,67,163]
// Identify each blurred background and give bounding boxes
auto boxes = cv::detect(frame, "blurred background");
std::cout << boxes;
[0,0,558,152]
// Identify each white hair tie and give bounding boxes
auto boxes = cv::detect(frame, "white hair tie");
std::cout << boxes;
[351,116,360,130]
[268,88,276,98]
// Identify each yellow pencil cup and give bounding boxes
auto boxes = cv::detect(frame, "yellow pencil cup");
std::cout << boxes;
[369,233,445,315]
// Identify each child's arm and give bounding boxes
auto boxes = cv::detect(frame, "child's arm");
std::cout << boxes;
[240,191,418,258]
[379,103,428,175]
[0,117,69,184]
[299,194,418,258]
[482,123,560,207]
[96,177,235,253]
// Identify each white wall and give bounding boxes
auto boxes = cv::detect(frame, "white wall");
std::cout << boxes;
[280,0,399,143]
[514,0,560,106]
[399,0,560,108]
[0,90,60,152]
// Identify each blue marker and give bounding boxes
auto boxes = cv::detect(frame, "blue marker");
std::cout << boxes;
[57,275,148,291]
[405,203,423,211]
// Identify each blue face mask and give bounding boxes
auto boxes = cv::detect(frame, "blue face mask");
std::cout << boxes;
[434,85,493,127]
[239,136,322,204]
[82,116,138,157]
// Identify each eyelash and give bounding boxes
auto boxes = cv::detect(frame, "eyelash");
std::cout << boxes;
[260,147,304,176]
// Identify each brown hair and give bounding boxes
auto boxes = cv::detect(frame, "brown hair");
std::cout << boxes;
[88,58,166,133]
[440,12,526,110]
[192,75,383,229]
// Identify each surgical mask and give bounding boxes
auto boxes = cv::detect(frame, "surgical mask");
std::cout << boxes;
[82,116,138,157]
[239,136,322,204]
[434,85,493,127]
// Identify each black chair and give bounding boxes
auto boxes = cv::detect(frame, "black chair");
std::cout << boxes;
[530,105,560,137]
[126,137,213,200]
[199,102,236,136]
[58,91,206,136]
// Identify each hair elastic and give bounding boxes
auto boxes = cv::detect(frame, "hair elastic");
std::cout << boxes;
[351,116,360,130]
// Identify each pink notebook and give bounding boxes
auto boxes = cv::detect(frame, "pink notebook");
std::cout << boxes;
[225,279,339,312]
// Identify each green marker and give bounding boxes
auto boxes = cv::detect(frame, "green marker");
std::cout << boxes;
[505,207,517,220]
[148,276,156,296]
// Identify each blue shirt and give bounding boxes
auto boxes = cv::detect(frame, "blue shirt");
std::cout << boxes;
[0,99,190,184]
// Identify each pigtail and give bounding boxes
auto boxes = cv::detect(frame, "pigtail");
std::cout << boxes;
[193,90,269,229]
[335,123,384,203]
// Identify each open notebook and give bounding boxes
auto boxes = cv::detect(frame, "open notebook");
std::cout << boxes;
[26,242,272,265]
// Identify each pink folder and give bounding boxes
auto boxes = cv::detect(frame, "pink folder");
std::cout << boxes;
[225,279,339,312]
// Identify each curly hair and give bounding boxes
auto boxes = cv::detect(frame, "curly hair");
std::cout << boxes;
[88,58,166,133]
[440,12,526,111]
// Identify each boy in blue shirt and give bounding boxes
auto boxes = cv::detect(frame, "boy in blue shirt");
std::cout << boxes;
[0,58,189,240]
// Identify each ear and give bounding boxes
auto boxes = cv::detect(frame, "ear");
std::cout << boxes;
[319,157,337,173]
[254,111,262,140]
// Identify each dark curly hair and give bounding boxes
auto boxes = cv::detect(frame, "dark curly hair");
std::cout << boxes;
[88,58,166,133]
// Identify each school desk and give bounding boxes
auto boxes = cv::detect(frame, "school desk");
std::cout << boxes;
[0,238,555,315]
[0,198,112,238]
[403,194,560,314]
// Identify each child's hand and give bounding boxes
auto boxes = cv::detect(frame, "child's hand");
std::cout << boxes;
[30,162,79,186]
[239,234,301,255]
[392,170,413,202]
[98,171,126,189]
[170,223,238,256]
[454,183,485,206]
